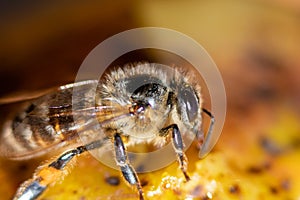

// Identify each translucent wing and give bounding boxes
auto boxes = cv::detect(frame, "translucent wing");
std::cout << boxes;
[0,80,128,160]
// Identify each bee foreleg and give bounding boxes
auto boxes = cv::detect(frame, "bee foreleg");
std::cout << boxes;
[160,124,190,181]
[198,108,215,158]
[13,140,104,200]
[113,133,144,200]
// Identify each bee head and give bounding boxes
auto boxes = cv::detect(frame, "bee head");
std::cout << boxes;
[129,83,170,125]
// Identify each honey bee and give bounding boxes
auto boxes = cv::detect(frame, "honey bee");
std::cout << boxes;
[0,63,215,200]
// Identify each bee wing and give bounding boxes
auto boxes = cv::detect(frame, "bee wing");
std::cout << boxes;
[0,80,125,160]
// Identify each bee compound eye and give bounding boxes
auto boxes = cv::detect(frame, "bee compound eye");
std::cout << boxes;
[178,86,199,122]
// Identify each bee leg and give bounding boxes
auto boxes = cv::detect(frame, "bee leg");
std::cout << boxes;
[13,140,104,200]
[160,124,190,181]
[114,133,144,200]
[198,108,215,158]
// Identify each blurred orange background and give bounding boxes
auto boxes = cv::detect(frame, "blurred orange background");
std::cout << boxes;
[0,1,299,199]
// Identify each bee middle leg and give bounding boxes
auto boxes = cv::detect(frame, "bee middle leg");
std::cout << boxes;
[113,133,144,200]
[160,124,190,181]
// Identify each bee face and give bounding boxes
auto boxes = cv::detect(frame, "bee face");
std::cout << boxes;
[129,83,169,130]
[97,63,202,141]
